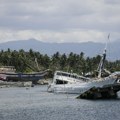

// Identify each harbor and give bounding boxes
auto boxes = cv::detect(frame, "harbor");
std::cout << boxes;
[0,85,120,120]
[0,0,120,119]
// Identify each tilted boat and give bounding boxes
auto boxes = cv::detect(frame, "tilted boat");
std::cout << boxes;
[47,48,120,99]
[47,70,91,93]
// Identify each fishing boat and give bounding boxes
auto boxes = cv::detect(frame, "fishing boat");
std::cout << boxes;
[0,67,49,83]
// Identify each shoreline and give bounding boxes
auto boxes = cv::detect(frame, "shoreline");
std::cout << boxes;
[0,79,51,88]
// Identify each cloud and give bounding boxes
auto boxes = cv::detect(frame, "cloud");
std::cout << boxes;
[104,0,120,5]
[0,0,120,43]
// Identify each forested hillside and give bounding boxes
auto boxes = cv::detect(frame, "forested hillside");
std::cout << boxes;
[0,49,120,77]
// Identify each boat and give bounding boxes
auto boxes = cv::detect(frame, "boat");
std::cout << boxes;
[47,70,91,93]
[47,39,120,99]
[0,66,49,83]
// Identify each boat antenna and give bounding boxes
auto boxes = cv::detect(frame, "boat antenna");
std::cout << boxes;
[105,33,110,50]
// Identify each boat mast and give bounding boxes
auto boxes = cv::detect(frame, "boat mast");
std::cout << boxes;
[97,48,106,78]
[97,34,110,78]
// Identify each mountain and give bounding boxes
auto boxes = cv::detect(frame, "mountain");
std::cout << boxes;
[0,39,120,60]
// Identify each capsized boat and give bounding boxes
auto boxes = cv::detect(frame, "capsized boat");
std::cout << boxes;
[47,48,120,99]
[48,71,120,97]
[47,70,91,93]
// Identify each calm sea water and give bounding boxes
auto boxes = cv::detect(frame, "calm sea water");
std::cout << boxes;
[0,85,120,120]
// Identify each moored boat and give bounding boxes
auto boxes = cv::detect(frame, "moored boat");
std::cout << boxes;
[0,67,49,83]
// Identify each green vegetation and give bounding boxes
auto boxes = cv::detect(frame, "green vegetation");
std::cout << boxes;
[0,49,120,77]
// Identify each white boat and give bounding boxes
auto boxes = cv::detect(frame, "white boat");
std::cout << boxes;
[47,42,120,98]
[48,70,120,95]
[47,70,91,93]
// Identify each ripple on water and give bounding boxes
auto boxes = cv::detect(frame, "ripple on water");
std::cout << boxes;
[0,86,120,120]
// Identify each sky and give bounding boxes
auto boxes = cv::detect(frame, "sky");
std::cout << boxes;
[0,0,120,43]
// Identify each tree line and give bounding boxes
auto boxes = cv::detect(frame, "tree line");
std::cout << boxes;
[0,48,120,77]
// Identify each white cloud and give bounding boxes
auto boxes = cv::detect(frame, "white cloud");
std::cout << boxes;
[0,0,120,43]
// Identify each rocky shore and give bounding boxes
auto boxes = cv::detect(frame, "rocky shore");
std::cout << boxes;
[0,81,32,88]
[0,79,51,88]
[37,79,52,85]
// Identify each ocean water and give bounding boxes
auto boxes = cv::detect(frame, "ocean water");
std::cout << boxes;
[0,85,120,120]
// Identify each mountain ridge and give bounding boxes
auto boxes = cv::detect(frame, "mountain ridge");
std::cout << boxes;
[0,39,119,60]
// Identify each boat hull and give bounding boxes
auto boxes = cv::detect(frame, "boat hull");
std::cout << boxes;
[0,70,48,82]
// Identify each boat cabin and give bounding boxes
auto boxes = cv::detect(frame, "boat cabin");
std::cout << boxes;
[53,71,89,85]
